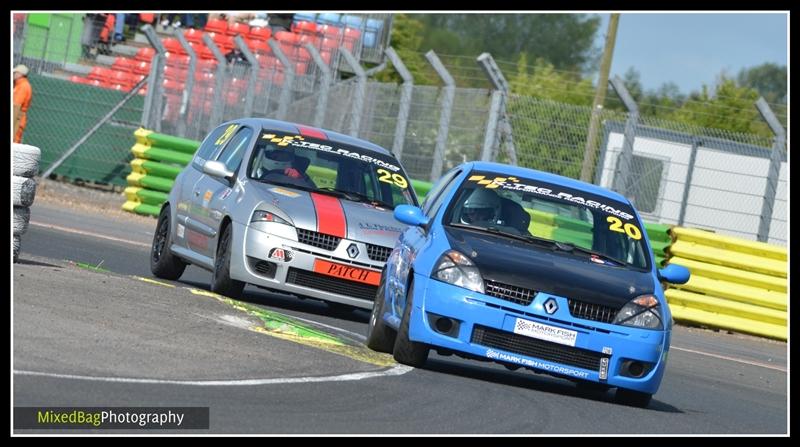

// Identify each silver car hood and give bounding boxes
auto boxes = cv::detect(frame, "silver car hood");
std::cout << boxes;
[249,181,406,248]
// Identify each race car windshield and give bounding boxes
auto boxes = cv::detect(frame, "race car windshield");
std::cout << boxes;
[247,130,417,208]
[444,171,651,270]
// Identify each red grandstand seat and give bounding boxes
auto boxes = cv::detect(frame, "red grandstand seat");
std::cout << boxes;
[87,79,104,88]
[196,58,218,71]
[296,47,311,62]
[190,42,216,60]
[164,52,191,68]
[204,18,227,34]
[162,79,184,93]
[248,39,270,54]
[132,74,146,84]
[319,24,343,39]
[248,26,271,41]
[319,50,333,66]
[291,20,318,35]
[225,90,241,106]
[87,66,113,82]
[297,33,320,48]
[274,31,300,44]
[69,75,92,85]
[112,57,136,73]
[135,47,156,62]
[133,61,151,75]
[163,66,188,81]
[213,33,235,52]
[255,54,278,70]
[294,61,308,75]
[162,37,185,54]
[227,22,249,36]
[343,27,361,52]
[279,42,298,58]
[183,28,204,43]
[194,71,215,85]
[320,37,339,51]
[110,70,136,88]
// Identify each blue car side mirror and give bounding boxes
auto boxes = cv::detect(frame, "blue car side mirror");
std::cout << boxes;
[658,264,690,284]
[394,205,429,227]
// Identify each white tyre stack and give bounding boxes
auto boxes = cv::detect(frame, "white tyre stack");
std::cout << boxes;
[12,144,41,263]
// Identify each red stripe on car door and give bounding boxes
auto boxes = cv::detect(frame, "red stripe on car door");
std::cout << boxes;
[310,192,346,238]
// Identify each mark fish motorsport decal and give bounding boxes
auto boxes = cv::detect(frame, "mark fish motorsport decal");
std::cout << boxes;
[467,174,634,221]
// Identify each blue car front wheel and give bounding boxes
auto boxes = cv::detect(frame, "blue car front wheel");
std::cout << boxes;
[392,278,429,367]
[366,274,396,353]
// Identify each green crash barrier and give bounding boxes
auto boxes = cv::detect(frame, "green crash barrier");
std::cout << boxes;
[664,227,787,341]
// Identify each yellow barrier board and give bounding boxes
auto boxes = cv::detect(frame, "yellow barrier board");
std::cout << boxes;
[675,274,786,311]
[135,128,153,146]
[124,186,143,203]
[668,303,787,341]
[670,240,787,277]
[666,289,786,326]
[671,227,786,261]
[126,171,145,187]
[669,256,786,293]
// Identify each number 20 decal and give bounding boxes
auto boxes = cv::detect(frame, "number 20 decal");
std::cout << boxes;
[377,168,408,189]
[606,216,642,240]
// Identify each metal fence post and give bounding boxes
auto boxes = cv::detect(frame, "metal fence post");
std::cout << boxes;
[385,47,413,160]
[677,137,701,226]
[305,43,331,128]
[141,25,165,131]
[755,97,786,243]
[480,91,503,161]
[477,52,516,164]
[268,39,295,121]
[202,34,227,127]
[609,75,639,197]
[175,32,196,137]
[234,35,258,117]
[339,47,367,138]
[426,50,455,181]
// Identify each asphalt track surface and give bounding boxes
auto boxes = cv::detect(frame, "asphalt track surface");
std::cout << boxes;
[13,202,788,434]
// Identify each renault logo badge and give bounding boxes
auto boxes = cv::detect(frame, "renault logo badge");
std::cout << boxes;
[543,298,558,315]
[347,243,359,259]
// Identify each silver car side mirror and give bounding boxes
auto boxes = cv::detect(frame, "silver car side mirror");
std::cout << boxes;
[203,160,234,181]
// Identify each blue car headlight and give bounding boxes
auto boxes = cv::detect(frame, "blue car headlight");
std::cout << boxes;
[432,250,484,294]
[613,294,663,330]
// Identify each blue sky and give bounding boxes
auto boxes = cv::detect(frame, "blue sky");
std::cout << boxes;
[593,12,788,94]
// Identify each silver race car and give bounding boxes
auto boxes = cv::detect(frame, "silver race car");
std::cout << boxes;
[150,118,419,309]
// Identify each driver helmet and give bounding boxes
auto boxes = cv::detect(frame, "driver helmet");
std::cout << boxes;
[261,147,294,172]
[461,187,501,224]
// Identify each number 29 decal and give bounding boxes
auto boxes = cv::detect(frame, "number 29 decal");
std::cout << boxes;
[377,168,409,189]
[606,216,642,240]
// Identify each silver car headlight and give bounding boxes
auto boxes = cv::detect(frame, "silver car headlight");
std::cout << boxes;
[432,250,484,294]
[251,210,292,226]
[613,294,663,330]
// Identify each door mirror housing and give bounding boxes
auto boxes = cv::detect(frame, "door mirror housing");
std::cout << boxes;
[203,160,234,182]
[657,263,690,284]
[394,205,430,227]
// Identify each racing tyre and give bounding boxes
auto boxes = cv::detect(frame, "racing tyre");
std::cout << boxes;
[615,387,653,408]
[13,206,30,236]
[13,175,37,207]
[12,143,41,178]
[210,223,245,298]
[13,235,20,264]
[150,206,187,280]
[366,275,396,353]
[392,278,429,367]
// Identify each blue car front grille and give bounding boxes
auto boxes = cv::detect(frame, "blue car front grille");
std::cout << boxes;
[484,280,536,306]
[297,228,340,251]
[471,325,605,371]
[568,299,618,324]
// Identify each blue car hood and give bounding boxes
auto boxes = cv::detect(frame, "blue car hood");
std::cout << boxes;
[444,226,655,309]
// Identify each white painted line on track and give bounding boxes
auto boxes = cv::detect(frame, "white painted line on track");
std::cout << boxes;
[29,221,150,249]
[672,346,787,372]
[13,365,413,386]
[284,314,368,341]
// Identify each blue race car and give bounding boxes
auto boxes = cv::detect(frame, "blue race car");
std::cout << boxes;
[367,162,690,408]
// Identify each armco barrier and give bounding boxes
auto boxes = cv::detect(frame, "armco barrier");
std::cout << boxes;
[123,129,436,217]
[665,227,787,340]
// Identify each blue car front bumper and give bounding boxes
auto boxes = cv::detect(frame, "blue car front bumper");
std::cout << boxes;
[405,273,670,394]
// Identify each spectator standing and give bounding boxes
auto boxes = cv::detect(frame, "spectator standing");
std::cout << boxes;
[13,65,32,144]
